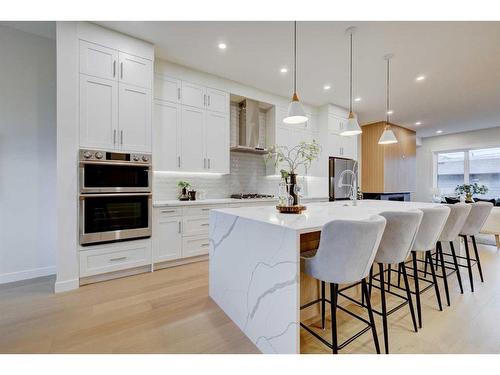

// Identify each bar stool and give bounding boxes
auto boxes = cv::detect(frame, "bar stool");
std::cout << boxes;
[408,205,450,328]
[300,215,386,354]
[459,202,493,292]
[433,203,472,305]
[371,210,423,354]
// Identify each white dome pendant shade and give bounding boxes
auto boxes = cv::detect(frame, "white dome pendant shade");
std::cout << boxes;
[378,126,398,144]
[341,27,362,136]
[378,54,398,145]
[284,93,308,124]
[284,21,308,125]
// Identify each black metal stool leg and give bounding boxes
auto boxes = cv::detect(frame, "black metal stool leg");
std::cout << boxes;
[387,264,392,292]
[437,242,450,306]
[369,265,374,298]
[462,235,474,292]
[362,278,380,354]
[401,262,418,333]
[449,241,464,294]
[330,283,338,354]
[378,263,389,354]
[397,263,402,287]
[321,280,326,329]
[471,235,484,282]
[412,251,422,328]
[427,251,443,311]
[423,252,428,277]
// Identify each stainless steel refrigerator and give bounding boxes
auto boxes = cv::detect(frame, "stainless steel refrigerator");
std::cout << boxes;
[329,157,357,201]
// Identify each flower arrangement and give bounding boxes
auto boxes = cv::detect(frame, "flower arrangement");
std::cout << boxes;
[455,183,488,201]
[265,140,321,174]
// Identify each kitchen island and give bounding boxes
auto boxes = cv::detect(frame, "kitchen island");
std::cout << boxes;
[208,200,441,354]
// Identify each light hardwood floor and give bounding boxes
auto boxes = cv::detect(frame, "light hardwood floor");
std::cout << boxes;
[0,242,499,354]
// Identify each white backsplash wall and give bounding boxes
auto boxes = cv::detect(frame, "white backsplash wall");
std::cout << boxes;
[153,152,314,200]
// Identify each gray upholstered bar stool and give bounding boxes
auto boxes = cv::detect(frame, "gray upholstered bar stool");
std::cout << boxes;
[300,215,386,354]
[459,201,494,292]
[372,210,423,354]
[433,203,472,305]
[408,205,450,328]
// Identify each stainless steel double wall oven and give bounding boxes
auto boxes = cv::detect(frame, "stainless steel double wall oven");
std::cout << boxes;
[79,149,152,245]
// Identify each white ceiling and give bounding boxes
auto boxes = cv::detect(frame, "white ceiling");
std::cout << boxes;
[47,21,499,137]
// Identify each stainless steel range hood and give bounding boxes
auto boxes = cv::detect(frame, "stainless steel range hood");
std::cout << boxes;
[230,99,268,154]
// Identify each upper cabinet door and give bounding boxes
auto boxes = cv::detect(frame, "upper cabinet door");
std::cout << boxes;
[342,135,358,161]
[153,101,180,171]
[327,132,342,158]
[206,87,229,113]
[181,81,205,109]
[79,75,118,150]
[118,52,152,89]
[118,84,152,152]
[180,106,205,171]
[328,114,346,135]
[205,112,229,174]
[79,41,118,81]
[154,75,181,104]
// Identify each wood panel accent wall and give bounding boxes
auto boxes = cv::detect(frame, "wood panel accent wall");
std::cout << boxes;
[361,121,416,193]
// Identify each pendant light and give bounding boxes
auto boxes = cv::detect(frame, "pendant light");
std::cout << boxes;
[378,54,398,144]
[341,27,362,136]
[283,21,308,124]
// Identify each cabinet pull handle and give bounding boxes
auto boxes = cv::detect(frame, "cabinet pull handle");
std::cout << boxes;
[208,158,211,169]
[177,88,181,100]
[113,129,117,145]
[161,210,175,213]
[201,243,209,247]
[113,61,116,77]
[177,156,181,168]
[120,130,123,145]
[204,158,207,169]
[178,221,182,233]
[120,62,123,79]
[110,256,127,262]
[201,208,211,211]
[207,95,211,106]
[204,94,206,106]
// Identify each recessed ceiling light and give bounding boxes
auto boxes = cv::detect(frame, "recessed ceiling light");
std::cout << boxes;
[387,110,394,115]
[218,42,227,50]
[415,121,422,126]
[416,75,425,81]
[436,130,443,134]
[280,67,288,73]
[323,84,331,90]
[354,97,362,102]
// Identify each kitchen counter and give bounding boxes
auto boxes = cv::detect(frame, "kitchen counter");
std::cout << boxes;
[208,200,442,354]
[153,196,328,207]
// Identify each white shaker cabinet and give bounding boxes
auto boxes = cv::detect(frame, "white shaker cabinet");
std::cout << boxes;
[205,87,229,113]
[205,112,230,173]
[79,41,118,81]
[180,106,205,171]
[79,75,118,150]
[118,52,152,89]
[154,75,181,104]
[118,84,152,153]
[153,101,181,171]
[153,211,182,263]
[181,81,206,109]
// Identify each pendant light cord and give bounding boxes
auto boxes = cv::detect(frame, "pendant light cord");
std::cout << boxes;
[386,57,390,126]
[349,31,353,113]
[294,21,297,94]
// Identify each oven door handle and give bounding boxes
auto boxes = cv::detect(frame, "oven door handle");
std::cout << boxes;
[80,193,152,199]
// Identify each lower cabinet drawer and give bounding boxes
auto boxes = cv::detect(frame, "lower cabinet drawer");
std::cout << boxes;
[182,235,210,258]
[79,240,152,277]
[183,216,210,236]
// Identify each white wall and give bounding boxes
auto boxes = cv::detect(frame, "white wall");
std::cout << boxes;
[415,126,500,202]
[0,25,56,283]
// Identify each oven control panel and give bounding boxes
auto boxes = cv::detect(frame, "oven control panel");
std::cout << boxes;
[80,149,151,164]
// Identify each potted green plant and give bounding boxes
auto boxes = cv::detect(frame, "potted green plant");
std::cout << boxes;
[265,140,321,205]
[177,181,191,201]
[455,183,488,202]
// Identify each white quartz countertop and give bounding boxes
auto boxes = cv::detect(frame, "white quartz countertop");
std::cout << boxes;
[212,200,442,233]
[153,196,328,207]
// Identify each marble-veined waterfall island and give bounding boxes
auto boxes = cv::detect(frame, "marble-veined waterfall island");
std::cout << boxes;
[208,200,443,354]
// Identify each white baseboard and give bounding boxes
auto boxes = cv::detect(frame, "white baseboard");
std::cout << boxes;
[0,266,56,285]
[54,278,79,293]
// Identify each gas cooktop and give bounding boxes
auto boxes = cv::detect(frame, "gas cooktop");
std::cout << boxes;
[230,193,275,200]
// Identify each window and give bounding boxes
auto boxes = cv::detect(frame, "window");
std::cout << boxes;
[437,152,465,196]
[436,147,500,199]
